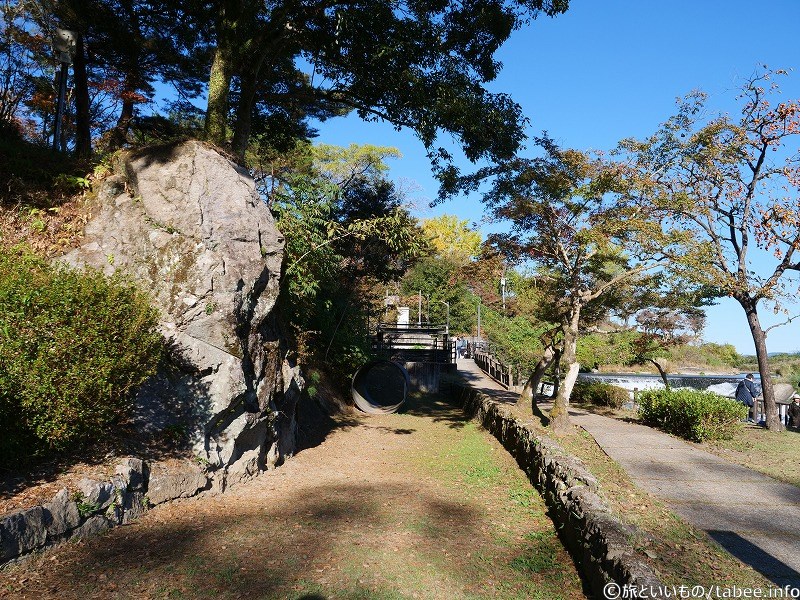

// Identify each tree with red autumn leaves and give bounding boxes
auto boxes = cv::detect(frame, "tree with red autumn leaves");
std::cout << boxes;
[621,69,800,431]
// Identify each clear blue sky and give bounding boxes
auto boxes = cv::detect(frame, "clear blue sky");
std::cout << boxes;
[311,0,800,355]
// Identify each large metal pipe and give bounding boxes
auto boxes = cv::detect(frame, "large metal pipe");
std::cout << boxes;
[351,360,410,414]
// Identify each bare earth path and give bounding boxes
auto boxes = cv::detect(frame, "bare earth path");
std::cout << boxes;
[0,392,586,600]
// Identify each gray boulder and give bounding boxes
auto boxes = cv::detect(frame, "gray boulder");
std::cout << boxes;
[0,506,46,561]
[43,489,81,538]
[115,458,148,492]
[61,140,303,474]
[78,479,116,511]
[147,461,209,505]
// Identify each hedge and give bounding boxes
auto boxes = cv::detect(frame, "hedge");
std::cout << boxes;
[571,381,630,409]
[637,388,747,442]
[0,246,163,467]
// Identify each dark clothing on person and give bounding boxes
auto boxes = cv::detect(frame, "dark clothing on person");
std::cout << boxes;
[735,378,757,408]
[789,401,800,428]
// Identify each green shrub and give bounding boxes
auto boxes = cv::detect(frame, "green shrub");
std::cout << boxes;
[638,388,747,442]
[571,381,630,409]
[0,246,163,466]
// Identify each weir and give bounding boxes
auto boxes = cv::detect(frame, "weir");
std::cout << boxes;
[576,372,755,397]
[370,324,456,392]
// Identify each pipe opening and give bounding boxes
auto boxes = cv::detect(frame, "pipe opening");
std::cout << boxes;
[351,360,409,414]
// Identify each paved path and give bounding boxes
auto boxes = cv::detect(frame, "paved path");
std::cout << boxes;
[457,358,800,588]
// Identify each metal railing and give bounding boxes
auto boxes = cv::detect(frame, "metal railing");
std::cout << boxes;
[371,325,456,364]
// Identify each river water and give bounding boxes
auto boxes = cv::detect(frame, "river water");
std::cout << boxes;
[576,372,757,398]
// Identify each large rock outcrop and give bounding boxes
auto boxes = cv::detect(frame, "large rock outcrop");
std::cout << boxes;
[62,141,303,481]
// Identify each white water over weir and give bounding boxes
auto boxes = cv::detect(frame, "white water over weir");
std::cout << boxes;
[576,373,757,399]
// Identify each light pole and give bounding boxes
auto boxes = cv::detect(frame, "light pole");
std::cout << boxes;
[52,29,76,151]
[431,299,449,334]
[500,271,506,312]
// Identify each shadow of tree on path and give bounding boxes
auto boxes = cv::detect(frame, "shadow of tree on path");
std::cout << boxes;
[2,481,489,599]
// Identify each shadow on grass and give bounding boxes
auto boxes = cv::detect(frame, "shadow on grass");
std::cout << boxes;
[402,391,470,430]
[295,391,363,454]
[2,481,496,599]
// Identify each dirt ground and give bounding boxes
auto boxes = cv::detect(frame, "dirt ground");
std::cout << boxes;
[0,393,587,599]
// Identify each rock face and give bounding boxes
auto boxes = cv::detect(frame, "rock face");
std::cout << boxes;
[62,140,303,477]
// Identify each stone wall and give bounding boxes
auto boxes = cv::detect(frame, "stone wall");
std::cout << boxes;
[450,383,665,598]
[1,458,209,566]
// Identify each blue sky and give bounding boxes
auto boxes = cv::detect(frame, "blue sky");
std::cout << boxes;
[310,1,800,355]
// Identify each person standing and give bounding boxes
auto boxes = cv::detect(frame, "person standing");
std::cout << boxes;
[735,373,758,423]
[788,393,800,429]
[457,336,466,359]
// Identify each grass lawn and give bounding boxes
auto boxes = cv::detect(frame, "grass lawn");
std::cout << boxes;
[0,391,587,600]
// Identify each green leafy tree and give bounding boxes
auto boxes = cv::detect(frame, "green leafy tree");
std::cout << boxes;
[621,69,800,431]
[400,255,474,333]
[272,143,426,380]
[203,0,570,184]
[628,308,705,386]
[482,137,691,430]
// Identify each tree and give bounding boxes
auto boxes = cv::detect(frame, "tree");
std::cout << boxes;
[630,308,705,387]
[0,0,37,132]
[483,137,689,430]
[421,215,482,265]
[399,255,478,333]
[6,0,208,153]
[478,282,547,386]
[270,143,427,377]
[203,0,570,185]
[622,69,800,431]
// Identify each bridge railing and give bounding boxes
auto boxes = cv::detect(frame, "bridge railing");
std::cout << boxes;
[473,351,521,391]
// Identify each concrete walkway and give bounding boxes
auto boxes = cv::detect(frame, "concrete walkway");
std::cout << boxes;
[456,358,800,588]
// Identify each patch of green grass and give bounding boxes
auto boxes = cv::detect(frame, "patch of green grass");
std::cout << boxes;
[508,484,540,509]
[702,427,800,488]
[509,531,559,573]
[418,421,506,490]
[404,516,441,537]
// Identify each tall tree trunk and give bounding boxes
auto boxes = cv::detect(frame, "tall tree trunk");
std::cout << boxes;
[205,46,233,147]
[519,345,555,407]
[739,297,782,431]
[549,308,580,432]
[231,52,268,159]
[107,89,134,151]
[550,348,562,399]
[72,32,91,157]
